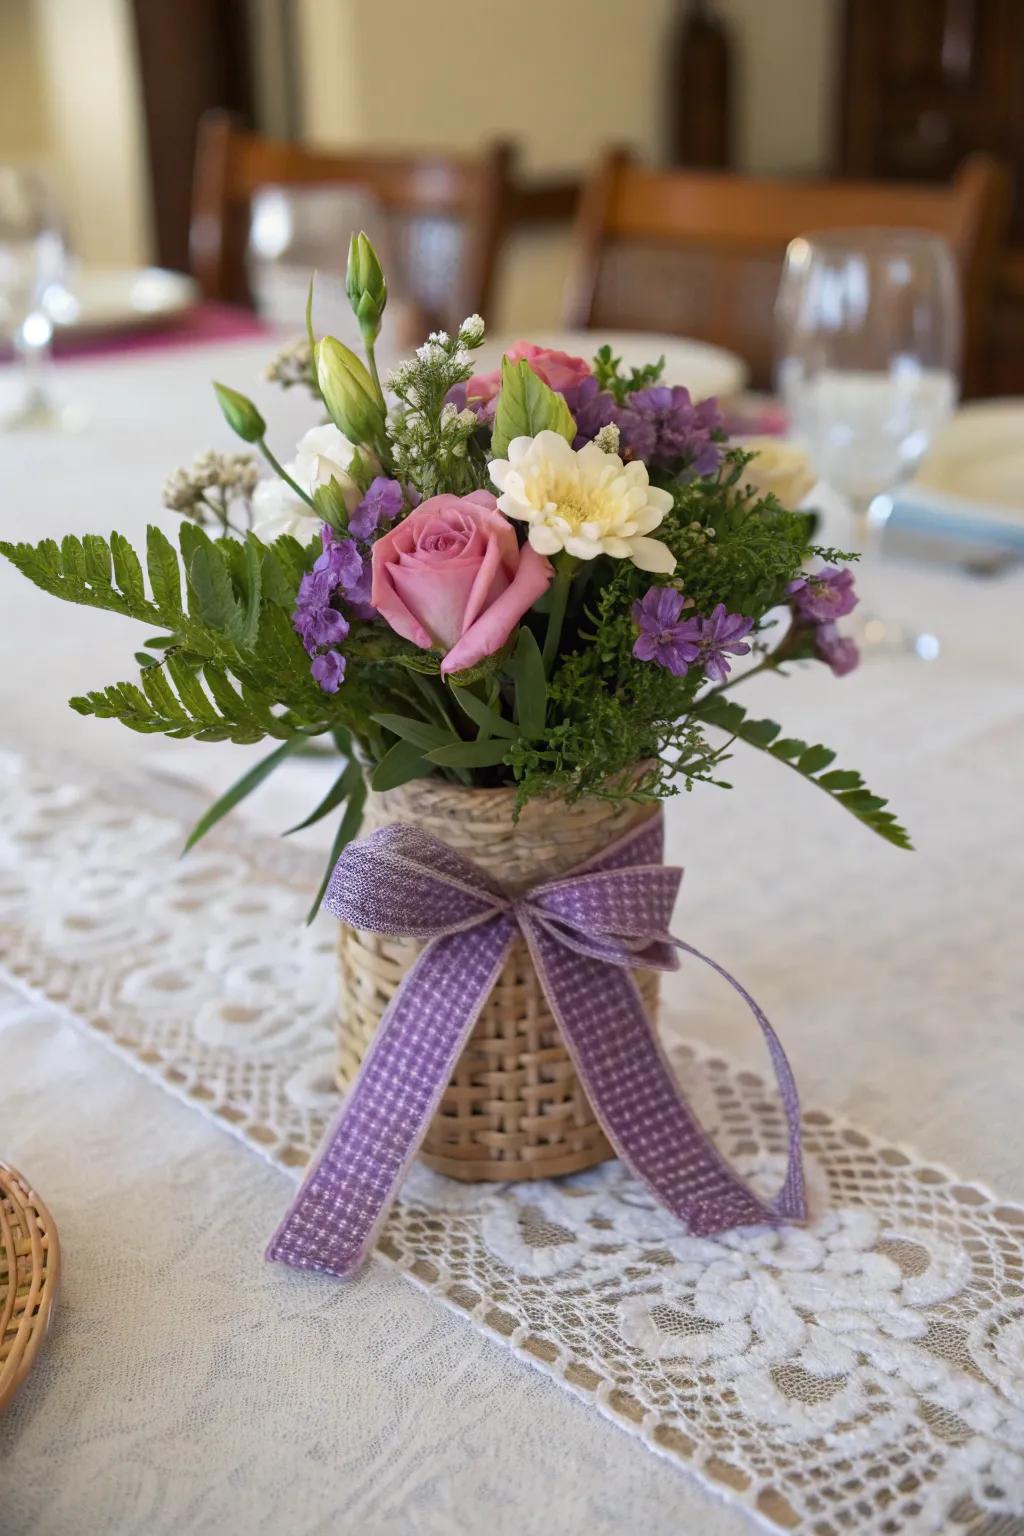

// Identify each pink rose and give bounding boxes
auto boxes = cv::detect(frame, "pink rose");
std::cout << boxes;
[370,490,553,676]
[465,341,592,410]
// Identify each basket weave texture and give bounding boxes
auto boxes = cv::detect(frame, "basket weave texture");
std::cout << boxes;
[336,777,661,1181]
[0,1160,60,1413]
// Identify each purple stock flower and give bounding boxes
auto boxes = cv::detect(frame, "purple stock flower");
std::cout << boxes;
[787,566,858,623]
[618,387,724,474]
[293,604,349,653]
[570,376,620,447]
[291,527,369,690]
[816,622,860,677]
[314,527,363,590]
[348,476,405,542]
[631,586,700,676]
[693,603,754,683]
[310,650,346,693]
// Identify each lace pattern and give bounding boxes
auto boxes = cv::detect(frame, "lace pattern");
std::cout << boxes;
[1,752,1022,1536]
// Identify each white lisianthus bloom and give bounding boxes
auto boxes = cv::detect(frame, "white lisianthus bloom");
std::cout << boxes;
[252,425,381,543]
[293,424,375,511]
[488,430,676,573]
[251,471,318,543]
[736,438,816,510]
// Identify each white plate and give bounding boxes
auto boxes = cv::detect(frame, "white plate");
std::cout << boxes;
[912,400,1024,513]
[892,399,1024,550]
[475,330,748,403]
[46,265,199,337]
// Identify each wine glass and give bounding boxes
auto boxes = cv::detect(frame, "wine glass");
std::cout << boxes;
[776,229,961,656]
[0,166,68,429]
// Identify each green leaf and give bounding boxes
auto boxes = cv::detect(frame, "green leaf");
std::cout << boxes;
[450,686,518,740]
[145,525,183,614]
[182,737,304,852]
[82,533,113,587]
[284,757,361,835]
[511,625,547,739]
[425,739,511,769]
[797,745,836,775]
[305,776,368,924]
[183,528,245,641]
[110,531,146,607]
[490,357,576,459]
[240,535,263,650]
[370,712,455,753]
[371,739,431,792]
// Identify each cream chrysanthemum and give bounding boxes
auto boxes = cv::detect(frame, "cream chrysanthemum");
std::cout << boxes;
[488,430,676,572]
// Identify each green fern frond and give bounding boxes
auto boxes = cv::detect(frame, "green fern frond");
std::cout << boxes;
[694,695,912,850]
[69,656,302,744]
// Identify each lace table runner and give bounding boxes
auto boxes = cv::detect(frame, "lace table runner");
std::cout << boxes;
[1,752,1021,1536]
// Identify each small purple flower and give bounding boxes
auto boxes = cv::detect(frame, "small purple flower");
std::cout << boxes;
[571,377,620,447]
[314,527,364,592]
[344,558,377,621]
[310,649,346,693]
[291,527,369,689]
[631,586,701,676]
[293,604,350,653]
[348,476,405,542]
[816,622,860,677]
[787,566,858,623]
[617,387,724,474]
[692,603,754,684]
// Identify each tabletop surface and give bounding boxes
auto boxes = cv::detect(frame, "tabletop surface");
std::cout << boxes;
[1,336,1022,1536]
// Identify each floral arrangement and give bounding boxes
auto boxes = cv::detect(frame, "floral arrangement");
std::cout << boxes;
[1,234,908,918]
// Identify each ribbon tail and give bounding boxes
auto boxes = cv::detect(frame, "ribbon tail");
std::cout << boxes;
[266,913,515,1278]
[671,938,806,1223]
[521,917,806,1237]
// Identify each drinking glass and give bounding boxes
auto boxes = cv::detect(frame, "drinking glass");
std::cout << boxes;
[776,229,961,655]
[0,166,68,428]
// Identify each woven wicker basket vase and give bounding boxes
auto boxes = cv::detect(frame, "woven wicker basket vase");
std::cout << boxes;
[336,776,661,1182]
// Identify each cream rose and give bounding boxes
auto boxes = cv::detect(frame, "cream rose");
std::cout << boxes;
[736,438,817,510]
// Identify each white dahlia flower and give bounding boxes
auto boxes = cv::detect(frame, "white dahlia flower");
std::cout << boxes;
[488,430,675,572]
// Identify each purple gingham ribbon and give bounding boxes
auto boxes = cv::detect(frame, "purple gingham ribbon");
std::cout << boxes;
[267,813,806,1278]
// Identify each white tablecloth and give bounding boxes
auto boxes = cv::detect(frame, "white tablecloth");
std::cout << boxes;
[1,339,1022,1535]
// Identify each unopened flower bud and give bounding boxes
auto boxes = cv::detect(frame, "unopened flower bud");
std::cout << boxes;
[213,382,266,443]
[458,313,485,347]
[345,231,387,343]
[316,336,386,447]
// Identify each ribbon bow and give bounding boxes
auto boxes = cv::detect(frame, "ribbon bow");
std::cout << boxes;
[267,813,805,1278]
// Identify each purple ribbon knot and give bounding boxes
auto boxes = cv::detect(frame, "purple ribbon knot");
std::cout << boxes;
[267,813,806,1278]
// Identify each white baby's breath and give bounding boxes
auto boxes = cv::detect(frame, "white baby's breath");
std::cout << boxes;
[488,430,676,572]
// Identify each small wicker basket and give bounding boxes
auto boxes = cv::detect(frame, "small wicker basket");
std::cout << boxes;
[335,775,660,1182]
[1,1160,60,1413]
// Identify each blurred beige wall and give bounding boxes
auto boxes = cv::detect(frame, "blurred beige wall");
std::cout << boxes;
[0,0,150,266]
[0,0,50,158]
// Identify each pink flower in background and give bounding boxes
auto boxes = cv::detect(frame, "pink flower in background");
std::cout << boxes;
[465,341,593,411]
[370,490,553,676]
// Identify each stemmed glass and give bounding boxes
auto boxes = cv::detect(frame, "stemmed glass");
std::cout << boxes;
[0,166,68,429]
[775,229,961,656]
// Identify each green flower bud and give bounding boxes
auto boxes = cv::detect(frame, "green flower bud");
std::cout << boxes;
[346,231,387,341]
[212,381,266,443]
[316,336,386,446]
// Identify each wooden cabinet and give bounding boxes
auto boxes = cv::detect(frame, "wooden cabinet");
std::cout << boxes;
[837,0,1024,392]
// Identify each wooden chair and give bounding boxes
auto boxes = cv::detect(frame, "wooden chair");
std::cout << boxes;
[190,111,515,332]
[564,151,1010,395]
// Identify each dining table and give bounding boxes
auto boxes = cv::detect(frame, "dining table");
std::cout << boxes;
[1,321,1022,1536]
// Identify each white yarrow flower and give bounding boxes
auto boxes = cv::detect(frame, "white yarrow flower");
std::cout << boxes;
[488,430,676,572]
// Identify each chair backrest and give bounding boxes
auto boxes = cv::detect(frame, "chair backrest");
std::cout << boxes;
[190,112,515,332]
[564,151,1010,394]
